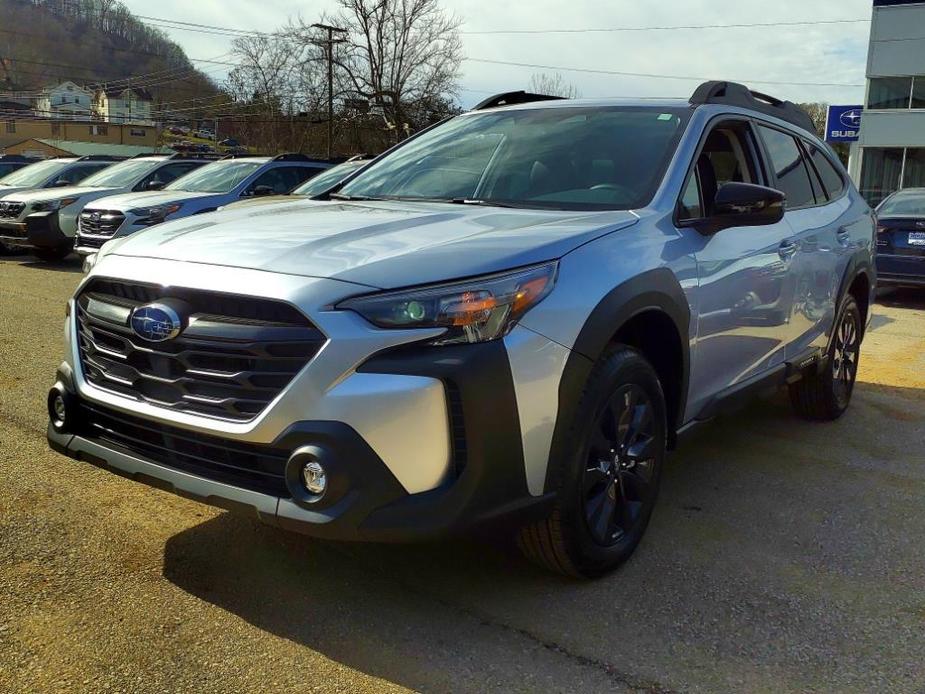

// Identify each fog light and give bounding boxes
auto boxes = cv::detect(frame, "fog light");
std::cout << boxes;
[47,385,71,433]
[301,461,327,495]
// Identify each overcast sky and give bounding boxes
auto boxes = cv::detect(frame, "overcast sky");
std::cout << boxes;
[120,0,875,108]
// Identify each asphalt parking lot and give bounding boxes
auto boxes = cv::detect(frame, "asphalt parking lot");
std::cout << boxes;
[2,255,925,693]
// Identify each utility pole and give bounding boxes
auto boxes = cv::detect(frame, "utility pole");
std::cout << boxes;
[311,23,346,160]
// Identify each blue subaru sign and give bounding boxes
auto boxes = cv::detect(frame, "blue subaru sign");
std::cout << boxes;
[825,105,862,142]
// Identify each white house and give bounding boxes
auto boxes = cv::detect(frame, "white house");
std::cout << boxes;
[34,81,93,120]
[93,86,154,125]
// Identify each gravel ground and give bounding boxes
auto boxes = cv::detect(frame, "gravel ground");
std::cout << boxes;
[2,255,925,693]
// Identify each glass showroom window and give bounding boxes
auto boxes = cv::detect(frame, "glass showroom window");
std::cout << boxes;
[859,148,904,206]
[860,148,925,206]
[868,77,913,109]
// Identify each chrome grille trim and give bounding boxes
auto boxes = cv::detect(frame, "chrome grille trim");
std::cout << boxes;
[0,201,25,218]
[79,210,125,237]
[75,280,326,422]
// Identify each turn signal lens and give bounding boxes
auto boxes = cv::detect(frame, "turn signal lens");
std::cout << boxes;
[338,262,558,345]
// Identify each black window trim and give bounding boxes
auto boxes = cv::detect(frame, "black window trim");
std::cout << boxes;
[799,138,848,204]
[673,114,768,228]
[752,119,837,212]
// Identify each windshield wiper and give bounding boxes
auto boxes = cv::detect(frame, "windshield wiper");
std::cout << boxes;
[329,192,384,201]
[449,198,532,209]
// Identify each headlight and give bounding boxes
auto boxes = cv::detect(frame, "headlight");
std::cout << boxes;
[127,203,183,225]
[338,262,557,345]
[32,197,78,212]
[82,253,97,274]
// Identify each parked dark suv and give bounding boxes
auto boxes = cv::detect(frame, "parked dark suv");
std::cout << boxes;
[48,82,875,577]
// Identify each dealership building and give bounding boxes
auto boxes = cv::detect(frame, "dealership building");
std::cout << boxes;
[853,0,925,205]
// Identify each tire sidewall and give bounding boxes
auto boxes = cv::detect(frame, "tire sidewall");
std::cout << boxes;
[826,294,861,413]
[557,348,667,575]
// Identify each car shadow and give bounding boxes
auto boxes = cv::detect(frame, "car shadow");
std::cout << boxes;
[876,287,925,310]
[161,382,925,692]
[7,257,83,274]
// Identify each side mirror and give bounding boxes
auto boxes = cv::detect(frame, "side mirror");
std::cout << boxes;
[51,178,70,188]
[696,182,785,234]
[146,179,165,190]
[252,185,274,197]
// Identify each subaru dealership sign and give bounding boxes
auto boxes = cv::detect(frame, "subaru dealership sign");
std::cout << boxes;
[825,105,862,142]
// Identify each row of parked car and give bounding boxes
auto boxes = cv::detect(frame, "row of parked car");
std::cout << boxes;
[0,152,370,261]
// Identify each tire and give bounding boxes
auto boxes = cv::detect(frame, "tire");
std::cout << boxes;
[0,239,25,256]
[789,294,861,421]
[32,246,72,262]
[517,346,667,578]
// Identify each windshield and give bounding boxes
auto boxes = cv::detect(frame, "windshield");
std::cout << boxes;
[879,191,925,217]
[340,106,690,210]
[166,160,263,193]
[293,161,364,197]
[80,159,164,188]
[0,159,71,187]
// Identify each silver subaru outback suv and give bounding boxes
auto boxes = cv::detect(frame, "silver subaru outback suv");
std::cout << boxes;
[48,82,876,577]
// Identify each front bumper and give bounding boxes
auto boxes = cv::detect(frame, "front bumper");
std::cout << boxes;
[49,344,551,541]
[0,211,67,249]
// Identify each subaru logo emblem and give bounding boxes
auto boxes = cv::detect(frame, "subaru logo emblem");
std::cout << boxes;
[130,303,182,342]
[839,109,862,129]
[918,221,925,228]
[90,212,101,221]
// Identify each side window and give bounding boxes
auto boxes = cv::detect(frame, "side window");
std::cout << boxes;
[683,121,761,218]
[678,171,702,220]
[137,163,199,190]
[245,167,313,195]
[59,164,107,185]
[757,125,816,208]
[805,144,845,200]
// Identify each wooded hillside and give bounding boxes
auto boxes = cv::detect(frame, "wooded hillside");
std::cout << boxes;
[0,0,222,115]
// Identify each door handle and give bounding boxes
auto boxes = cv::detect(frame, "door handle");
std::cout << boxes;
[778,240,798,261]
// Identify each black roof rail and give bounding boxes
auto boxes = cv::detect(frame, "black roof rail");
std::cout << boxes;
[0,154,39,161]
[270,153,330,163]
[690,81,816,135]
[473,91,566,110]
[75,154,126,162]
[168,152,224,161]
[130,152,170,158]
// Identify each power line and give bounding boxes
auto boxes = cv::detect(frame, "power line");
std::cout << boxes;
[463,58,864,88]
[460,18,871,35]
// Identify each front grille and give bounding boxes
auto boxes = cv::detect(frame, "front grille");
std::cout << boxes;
[78,402,291,497]
[0,201,24,218]
[76,279,326,421]
[75,236,107,250]
[79,210,125,237]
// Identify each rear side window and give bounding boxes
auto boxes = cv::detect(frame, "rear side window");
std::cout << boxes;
[757,125,816,208]
[59,163,109,185]
[805,144,845,200]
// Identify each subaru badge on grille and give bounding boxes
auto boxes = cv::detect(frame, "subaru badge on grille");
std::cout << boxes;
[130,303,182,342]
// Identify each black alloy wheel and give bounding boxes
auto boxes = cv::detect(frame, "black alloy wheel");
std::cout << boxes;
[830,306,860,409]
[582,384,658,546]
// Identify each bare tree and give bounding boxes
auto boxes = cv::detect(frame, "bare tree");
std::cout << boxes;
[797,102,827,138]
[296,0,463,139]
[528,72,580,99]
[227,33,326,153]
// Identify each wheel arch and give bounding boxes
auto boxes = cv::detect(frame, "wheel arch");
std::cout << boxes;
[834,250,874,343]
[543,268,691,494]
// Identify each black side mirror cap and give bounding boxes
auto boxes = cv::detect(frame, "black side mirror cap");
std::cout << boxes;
[693,182,785,235]
[51,179,70,188]
[146,180,165,190]
[253,185,275,197]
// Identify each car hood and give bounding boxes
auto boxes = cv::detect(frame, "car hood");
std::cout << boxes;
[12,185,118,203]
[85,189,214,211]
[0,185,43,198]
[221,195,294,211]
[107,199,639,289]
